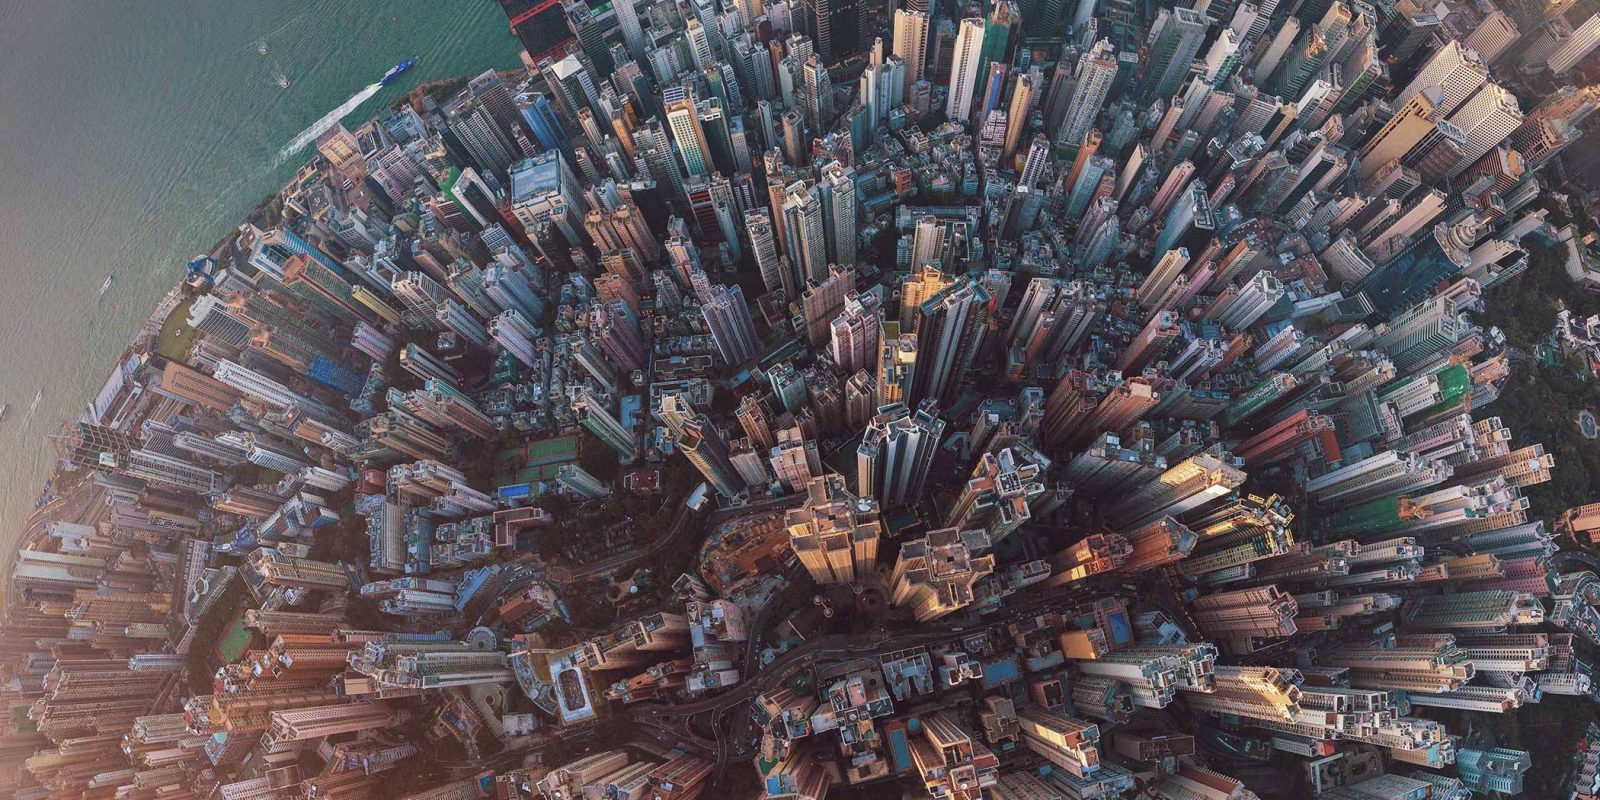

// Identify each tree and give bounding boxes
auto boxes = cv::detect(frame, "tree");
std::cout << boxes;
[577,433,621,482]
[1481,242,1600,349]
[659,456,700,497]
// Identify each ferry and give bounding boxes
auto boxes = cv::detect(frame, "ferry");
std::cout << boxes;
[380,58,415,86]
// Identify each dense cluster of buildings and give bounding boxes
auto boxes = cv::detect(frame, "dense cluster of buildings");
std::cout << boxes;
[7,0,1600,796]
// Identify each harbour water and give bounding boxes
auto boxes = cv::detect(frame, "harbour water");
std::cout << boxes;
[0,0,522,552]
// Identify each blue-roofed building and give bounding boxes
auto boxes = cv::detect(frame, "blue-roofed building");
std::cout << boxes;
[880,647,934,700]
[454,565,497,610]
[1105,608,1133,647]
[981,655,1021,689]
[1355,220,1473,315]
[517,92,565,152]
[1455,747,1530,795]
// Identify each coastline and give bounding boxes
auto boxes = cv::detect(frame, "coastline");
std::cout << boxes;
[1,0,1595,794]
[0,71,492,574]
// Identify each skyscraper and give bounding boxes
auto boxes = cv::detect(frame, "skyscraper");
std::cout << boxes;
[1081,215,1120,268]
[858,40,899,134]
[770,361,808,413]
[946,447,1048,541]
[901,263,955,327]
[910,714,1002,794]
[908,218,951,273]
[612,0,646,61]
[1137,247,1190,307]
[1116,310,1181,372]
[947,17,987,123]
[508,151,590,246]
[877,320,918,407]
[1443,84,1523,179]
[830,291,882,375]
[664,86,712,178]
[909,276,991,408]
[799,264,855,345]
[782,181,828,284]
[1545,13,1600,74]
[787,474,882,583]
[889,527,996,621]
[980,0,1017,77]
[1394,40,1488,118]
[1017,708,1102,778]
[801,56,833,134]
[445,99,519,176]
[1020,133,1052,187]
[1357,87,1441,180]
[894,10,932,93]
[590,300,647,373]
[662,394,744,496]
[821,161,857,266]
[769,426,822,491]
[858,399,946,508]
[1462,10,1520,63]
[1003,71,1038,160]
[576,389,634,458]
[810,0,863,63]
[686,18,715,71]
[1519,5,1600,73]
[1140,8,1209,103]
[747,209,789,296]
[1108,451,1246,529]
[1061,39,1117,148]
[702,283,760,366]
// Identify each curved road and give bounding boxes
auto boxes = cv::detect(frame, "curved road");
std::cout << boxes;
[618,584,1110,773]
[545,494,802,586]
[553,504,703,584]
[1552,549,1600,573]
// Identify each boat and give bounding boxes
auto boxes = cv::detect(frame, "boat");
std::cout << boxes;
[0,404,8,424]
[255,37,268,55]
[379,58,415,86]
[272,63,291,90]
[99,274,113,295]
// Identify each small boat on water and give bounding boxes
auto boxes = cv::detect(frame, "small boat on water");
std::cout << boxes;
[255,37,268,55]
[380,58,415,86]
[272,63,291,89]
[0,404,8,423]
[99,274,113,295]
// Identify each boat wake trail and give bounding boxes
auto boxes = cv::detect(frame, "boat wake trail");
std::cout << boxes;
[278,81,382,159]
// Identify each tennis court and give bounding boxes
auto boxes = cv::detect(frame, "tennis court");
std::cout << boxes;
[216,612,252,662]
[494,435,579,485]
